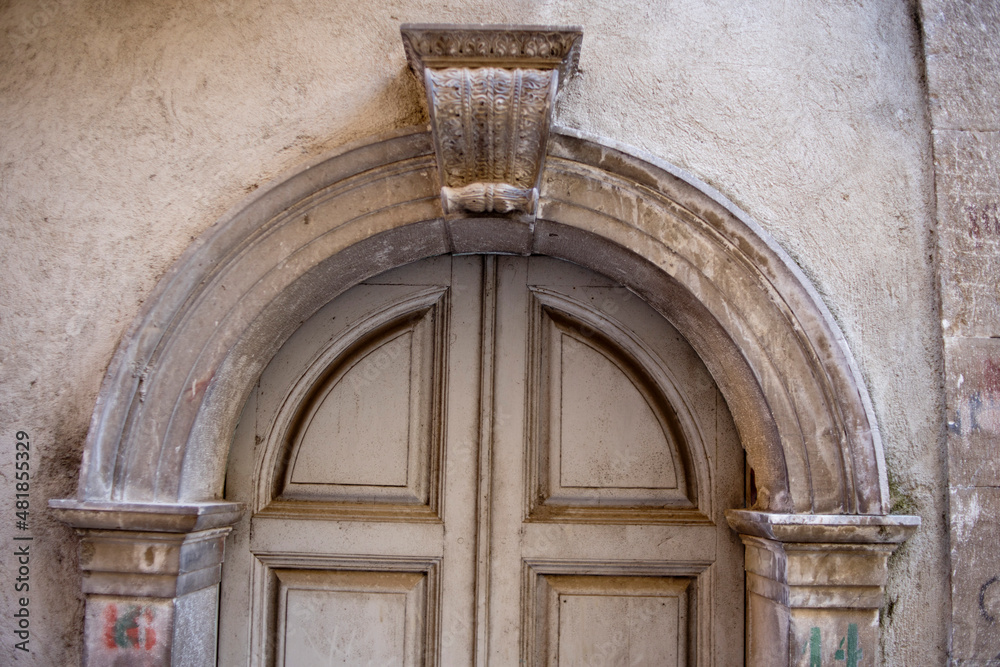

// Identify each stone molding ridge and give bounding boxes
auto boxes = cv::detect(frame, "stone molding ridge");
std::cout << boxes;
[49,499,243,533]
[441,181,540,214]
[726,509,920,544]
[402,25,582,218]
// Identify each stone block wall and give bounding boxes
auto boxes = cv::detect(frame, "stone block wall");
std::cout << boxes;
[923,0,1000,663]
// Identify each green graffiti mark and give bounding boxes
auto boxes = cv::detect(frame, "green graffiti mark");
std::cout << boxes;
[104,604,156,651]
[807,623,863,666]
[810,627,822,666]
[847,623,862,666]
[833,624,862,666]
[114,606,142,649]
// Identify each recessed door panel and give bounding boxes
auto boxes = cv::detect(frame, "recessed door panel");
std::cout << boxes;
[558,334,679,490]
[525,280,709,524]
[290,332,414,487]
[281,296,444,510]
[529,574,692,667]
[275,569,429,667]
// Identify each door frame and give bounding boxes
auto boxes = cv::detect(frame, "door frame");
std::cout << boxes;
[52,128,918,665]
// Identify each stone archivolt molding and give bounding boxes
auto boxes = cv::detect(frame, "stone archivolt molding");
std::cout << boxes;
[402,24,582,216]
[54,125,893,515]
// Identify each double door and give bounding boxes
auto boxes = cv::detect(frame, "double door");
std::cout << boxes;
[220,254,744,665]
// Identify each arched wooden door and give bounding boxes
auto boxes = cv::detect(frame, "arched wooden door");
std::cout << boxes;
[219,254,745,665]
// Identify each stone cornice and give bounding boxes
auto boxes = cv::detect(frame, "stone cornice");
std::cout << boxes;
[49,499,243,533]
[401,24,582,85]
[726,509,920,544]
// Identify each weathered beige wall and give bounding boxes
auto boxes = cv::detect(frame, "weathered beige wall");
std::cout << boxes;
[0,0,945,663]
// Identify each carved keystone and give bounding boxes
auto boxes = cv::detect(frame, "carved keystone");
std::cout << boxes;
[401,24,582,219]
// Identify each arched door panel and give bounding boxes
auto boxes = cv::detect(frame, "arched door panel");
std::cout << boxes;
[262,284,451,520]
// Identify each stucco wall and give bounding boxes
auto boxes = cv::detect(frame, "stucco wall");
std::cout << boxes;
[0,0,945,663]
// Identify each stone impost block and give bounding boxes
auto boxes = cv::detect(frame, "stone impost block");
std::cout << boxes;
[78,527,230,597]
[728,510,918,666]
[50,499,242,597]
[49,499,243,532]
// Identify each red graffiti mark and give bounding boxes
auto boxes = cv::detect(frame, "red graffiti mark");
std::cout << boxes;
[985,359,1000,394]
[103,604,118,649]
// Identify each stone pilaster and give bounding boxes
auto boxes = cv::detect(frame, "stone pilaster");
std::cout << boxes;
[50,500,242,666]
[728,510,919,666]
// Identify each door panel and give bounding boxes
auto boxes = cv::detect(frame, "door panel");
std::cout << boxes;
[527,289,698,515]
[281,291,446,508]
[220,254,744,666]
[530,573,692,667]
[275,569,429,667]
[222,256,482,665]
[487,256,742,665]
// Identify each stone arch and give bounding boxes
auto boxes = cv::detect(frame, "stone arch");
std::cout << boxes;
[70,127,885,515]
[53,128,917,666]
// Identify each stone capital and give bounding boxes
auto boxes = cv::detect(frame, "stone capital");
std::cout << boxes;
[49,500,243,596]
[50,500,242,665]
[727,510,918,665]
[75,527,231,598]
[726,509,920,545]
